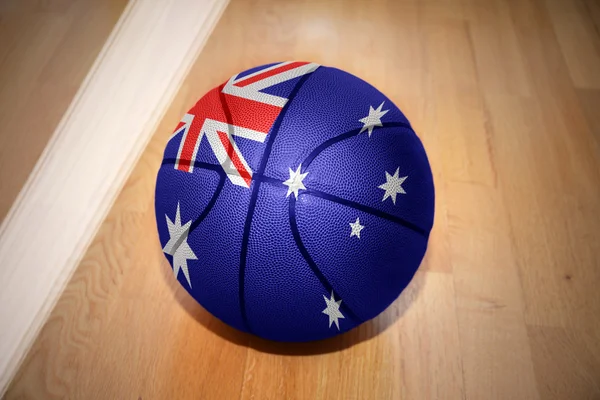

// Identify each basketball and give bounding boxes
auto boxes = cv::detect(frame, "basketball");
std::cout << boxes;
[154,62,435,342]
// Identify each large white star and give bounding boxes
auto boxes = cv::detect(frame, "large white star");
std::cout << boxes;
[359,101,389,137]
[349,217,365,239]
[283,165,308,199]
[378,167,408,205]
[322,291,345,330]
[163,202,197,288]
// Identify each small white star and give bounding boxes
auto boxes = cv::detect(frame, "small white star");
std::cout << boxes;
[163,203,197,288]
[349,217,365,239]
[359,101,389,137]
[322,291,345,330]
[283,165,308,199]
[378,167,408,205]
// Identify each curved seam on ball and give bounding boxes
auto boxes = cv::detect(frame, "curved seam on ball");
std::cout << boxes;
[238,71,315,334]
[288,194,362,325]
[160,160,430,238]
[301,121,413,170]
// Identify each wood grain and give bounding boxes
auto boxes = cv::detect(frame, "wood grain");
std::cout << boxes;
[5,0,600,398]
[0,0,128,223]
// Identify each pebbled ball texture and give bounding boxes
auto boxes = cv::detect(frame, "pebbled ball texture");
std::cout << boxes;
[155,62,435,342]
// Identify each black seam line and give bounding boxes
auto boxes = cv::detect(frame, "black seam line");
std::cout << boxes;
[160,161,227,236]
[300,189,429,238]
[177,80,235,234]
[288,195,361,323]
[162,159,224,172]
[163,121,414,171]
[189,172,226,234]
[301,121,413,170]
[238,72,314,333]
[252,175,281,186]
[161,120,412,171]
[160,160,429,237]
[165,159,429,238]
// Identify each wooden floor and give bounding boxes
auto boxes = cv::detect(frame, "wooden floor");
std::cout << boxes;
[5,0,600,398]
[0,0,128,222]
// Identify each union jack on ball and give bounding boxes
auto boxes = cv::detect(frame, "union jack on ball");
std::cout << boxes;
[155,61,435,342]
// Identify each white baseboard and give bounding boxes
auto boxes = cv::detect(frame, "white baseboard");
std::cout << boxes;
[0,0,229,393]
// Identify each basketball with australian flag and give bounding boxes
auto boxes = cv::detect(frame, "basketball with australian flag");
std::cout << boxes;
[155,61,435,342]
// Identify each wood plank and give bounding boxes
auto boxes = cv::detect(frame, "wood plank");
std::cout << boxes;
[545,0,600,89]
[528,326,600,399]
[423,19,496,186]
[0,12,71,219]
[585,0,600,32]
[508,0,600,170]
[447,181,539,399]
[0,1,128,222]
[502,0,600,328]
[577,89,600,143]
[463,0,531,96]
[486,90,600,373]
[394,272,465,399]
[484,95,572,327]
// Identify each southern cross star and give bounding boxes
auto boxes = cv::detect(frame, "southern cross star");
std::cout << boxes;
[163,202,197,288]
[283,165,308,199]
[322,291,345,330]
[378,167,408,205]
[349,217,365,239]
[359,101,389,137]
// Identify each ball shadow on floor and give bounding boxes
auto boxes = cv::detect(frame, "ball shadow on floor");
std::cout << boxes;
[159,254,425,356]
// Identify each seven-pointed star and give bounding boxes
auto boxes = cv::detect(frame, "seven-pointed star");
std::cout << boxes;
[322,291,345,330]
[359,101,389,137]
[283,165,308,199]
[378,167,408,205]
[163,202,197,288]
[349,217,365,239]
